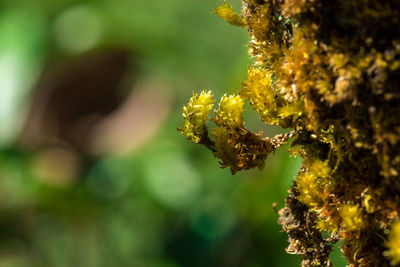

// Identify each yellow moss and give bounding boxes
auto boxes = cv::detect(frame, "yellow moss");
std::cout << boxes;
[279,27,320,102]
[318,125,335,145]
[212,126,233,160]
[246,3,271,41]
[363,194,376,214]
[390,60,400,71]
[316,217,338,233]
[340,204,364,232]
[279,103,303,118]
[240,67,278,123]
[243,2,288,67]
[214,3,246,27]
[309,160,331,179]
[376,52,388,68]
[180,1,400,263]
[214,94,244,128]
[211,126,271,174]
[178,90,215,143]
[296,172,322,208]
[385,221,400,265]
[281,0,307,17]
[329,53,349,71]
[296,159,332,208]
[315,77,332,95]
[241,67,301,127]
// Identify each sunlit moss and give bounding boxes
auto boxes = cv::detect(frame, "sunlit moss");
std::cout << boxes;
[296,160,331,209]
[240,67,278,124]
[214,94,244,128]
[178,90,215,143]
[296,172,322,208]
[385,221,400,265]
[316,217,338,233]
[214,3,245,27]
[180,0,400,265]
[309,160,330,180]
[340,204,364,232]
[240,67,302,127]
[211,126,278,174]
[362,193,376,214]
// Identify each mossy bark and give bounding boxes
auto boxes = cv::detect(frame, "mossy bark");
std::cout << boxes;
[180,1,400,265]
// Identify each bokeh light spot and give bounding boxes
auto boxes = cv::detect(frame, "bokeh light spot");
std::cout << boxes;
[144,152,202,209]
[53,5,102,53]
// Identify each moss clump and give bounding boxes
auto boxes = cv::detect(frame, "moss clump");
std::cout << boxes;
[214,3,246,27]
[385,221,400,266]
[178,90,215,144]
[179,0,400,266]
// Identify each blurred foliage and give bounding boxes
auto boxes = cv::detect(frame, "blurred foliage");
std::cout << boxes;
[0,0,336,266]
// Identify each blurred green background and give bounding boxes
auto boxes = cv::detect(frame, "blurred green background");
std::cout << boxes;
[0,0,347,266]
